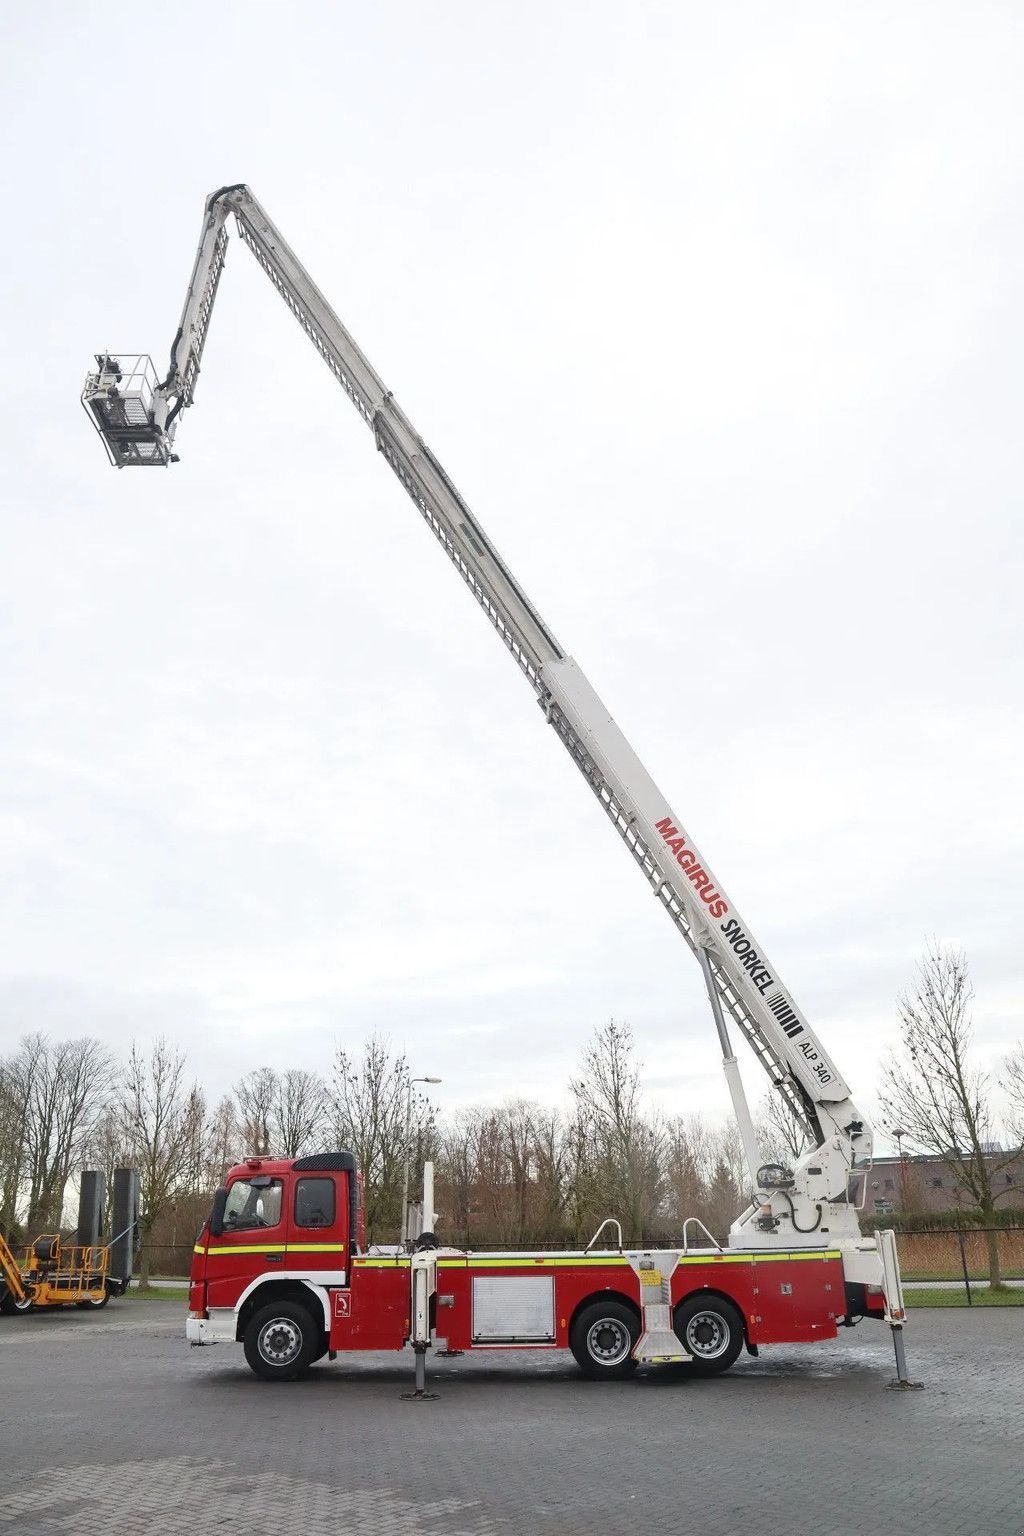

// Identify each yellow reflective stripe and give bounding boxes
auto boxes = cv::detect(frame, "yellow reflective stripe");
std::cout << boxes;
[196,1242,347,1256]
[676,1250,842,1266]
[356,1249,843,1271]
[747,1250,842,1263]
[285,1243,346,1253]
[440,1256,631,1270]
[678,1254,753,1265]
[206,1244,287,1256]
[202,1241,350,1253]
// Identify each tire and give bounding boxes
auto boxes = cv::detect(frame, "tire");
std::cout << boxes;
[76,1286,109,1310]
[243,1301,320,1381]
[673,1294,745,1376]
[7,1293,34,1315]
[570,1300,639,1381]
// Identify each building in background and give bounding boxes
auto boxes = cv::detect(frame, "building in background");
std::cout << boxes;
[867,1149,1024,1218]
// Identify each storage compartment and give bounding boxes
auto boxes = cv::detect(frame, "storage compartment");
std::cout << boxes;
[471,1274,555,1342]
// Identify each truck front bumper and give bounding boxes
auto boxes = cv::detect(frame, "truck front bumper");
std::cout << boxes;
[186,1310,237,1345]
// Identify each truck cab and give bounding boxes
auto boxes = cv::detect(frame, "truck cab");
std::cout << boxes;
[189,1151,364,1372]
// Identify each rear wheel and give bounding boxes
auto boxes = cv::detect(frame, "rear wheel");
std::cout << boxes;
[673,1294,745,1376]
[570,1300,639,1381]
[243,1300,320,1381]
[76,1285,109,1309]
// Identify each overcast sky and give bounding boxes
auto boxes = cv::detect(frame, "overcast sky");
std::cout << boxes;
[2,3,1021,1146]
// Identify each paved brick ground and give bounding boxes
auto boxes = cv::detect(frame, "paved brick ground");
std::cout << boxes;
[2,1301,1023,1535]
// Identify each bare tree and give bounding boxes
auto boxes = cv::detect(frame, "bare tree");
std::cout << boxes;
[704,1155,741,1241]
[329,1037,432,1243]
[0,1063,21,1236]
[205,1095,242,1187]
[570,1020,665,1242]
[756,1089,810,1166]
[467,1102,541,1248]
[664,1114,707,1232]
[1005,1044,1024,1126]
[84,1105,135,1235]
[562,1099,600,1246]
[22,1036,113,1230]
[273,1069,328,1158]
[436,1104,566,1247]
[179,1085,213,1199]
[880,942,1024,1287]
[0,1036,44,1238]
[662,1112,748,1241]
[235,1067,277,1156]
[120,1039,206,1286]
[530,1106,568,1241]
[435,1109,480,1241]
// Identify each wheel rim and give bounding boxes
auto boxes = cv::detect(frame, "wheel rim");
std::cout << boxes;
[14,1296,33,1312]
[87,1288,106,1305]
[586,1317,631,1367]
[684,1309,730,1360]
[257,1316,303,1367]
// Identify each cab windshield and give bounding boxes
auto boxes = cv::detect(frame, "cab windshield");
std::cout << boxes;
[221,1177,283,1232]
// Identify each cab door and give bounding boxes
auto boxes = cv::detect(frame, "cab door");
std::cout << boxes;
[285,1172,350,1279]
[204,1174,287,1310]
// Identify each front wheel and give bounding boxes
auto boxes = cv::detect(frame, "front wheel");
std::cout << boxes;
[243,1301,320,1381]
[570,1300,639,1380]
[3,1292,35,1315]
[673,1294,745,1376]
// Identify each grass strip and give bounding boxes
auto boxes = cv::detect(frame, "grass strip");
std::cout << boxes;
[906,1286,1024,1307]
[902,1272,1024,1283]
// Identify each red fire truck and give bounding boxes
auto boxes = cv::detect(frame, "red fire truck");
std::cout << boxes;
[86,185,911,1390]
[186,1150,891,1384]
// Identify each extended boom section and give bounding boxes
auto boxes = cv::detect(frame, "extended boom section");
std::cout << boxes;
[82,184,883,1259]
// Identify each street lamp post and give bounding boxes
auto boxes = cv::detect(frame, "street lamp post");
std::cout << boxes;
[892,1127,907,1209]
[401,1075,441,1248]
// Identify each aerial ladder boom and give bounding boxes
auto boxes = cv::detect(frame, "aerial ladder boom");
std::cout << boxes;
[83,184,875,1250]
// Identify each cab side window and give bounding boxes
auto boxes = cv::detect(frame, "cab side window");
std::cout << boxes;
[294,1176,336,1229]
[222,1178,283,1231]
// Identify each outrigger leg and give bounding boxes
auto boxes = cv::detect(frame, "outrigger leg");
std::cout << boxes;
[886,1322,924,1392]
[401,1341,439,1402]
[877,1230,923,1391]
[401,1246,440,1401]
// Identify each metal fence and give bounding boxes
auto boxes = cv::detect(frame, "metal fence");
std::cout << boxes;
[894,1227,1024,1302]
[142,1244,196,1280]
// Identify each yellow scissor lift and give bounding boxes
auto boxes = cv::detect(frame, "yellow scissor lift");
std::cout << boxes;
[0,1229,114,1313]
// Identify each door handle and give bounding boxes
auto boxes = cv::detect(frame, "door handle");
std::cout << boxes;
[265,1254,283,1263]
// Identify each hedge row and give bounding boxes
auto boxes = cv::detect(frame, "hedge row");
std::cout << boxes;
[860,1207,1024,1234]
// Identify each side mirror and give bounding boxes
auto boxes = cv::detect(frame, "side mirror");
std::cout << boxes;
[209,1186,229,1237]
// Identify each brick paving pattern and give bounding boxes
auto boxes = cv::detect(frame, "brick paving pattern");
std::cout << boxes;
[2,1302,1022,1535]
